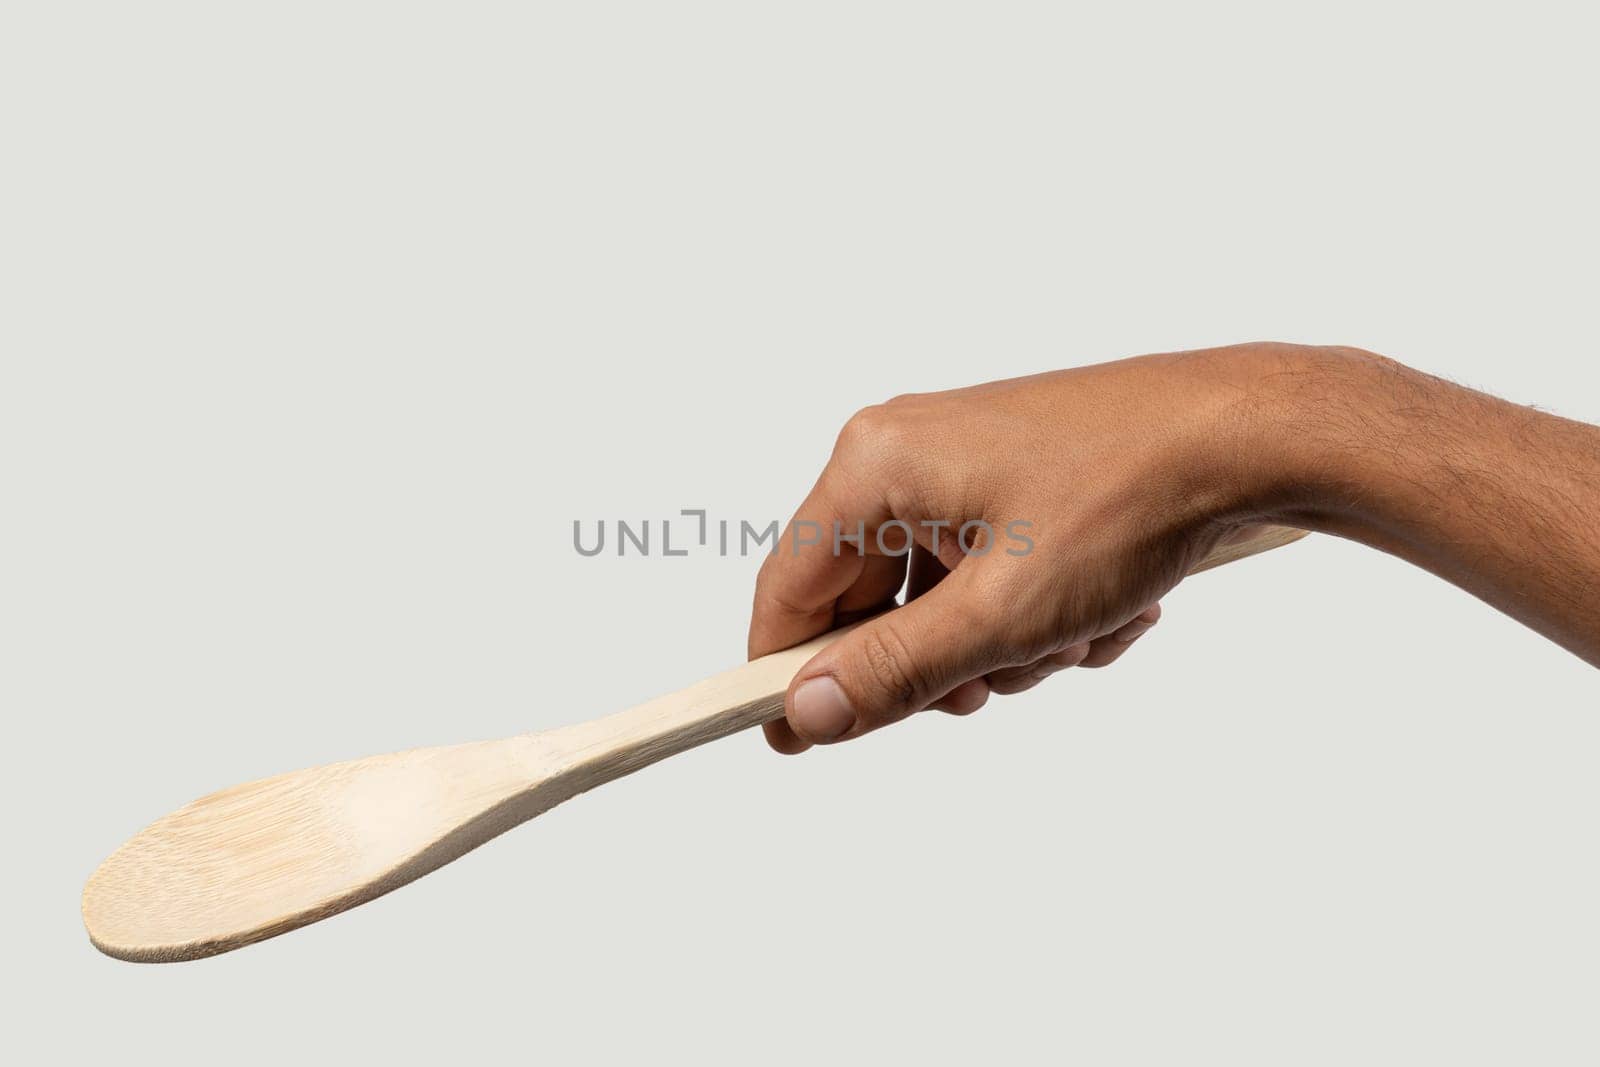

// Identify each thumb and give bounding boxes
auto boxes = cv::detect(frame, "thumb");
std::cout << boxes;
[784,573,1009,744]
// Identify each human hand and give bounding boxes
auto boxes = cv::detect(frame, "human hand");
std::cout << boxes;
[748,342,1309,753]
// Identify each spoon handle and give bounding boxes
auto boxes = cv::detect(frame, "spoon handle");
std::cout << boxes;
[548,525,1309,782]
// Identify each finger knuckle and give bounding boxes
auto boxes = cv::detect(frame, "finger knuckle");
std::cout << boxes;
[751,559,790,613]
[834,403,908,471]
[854,621,928,716]
[835,403,887,450]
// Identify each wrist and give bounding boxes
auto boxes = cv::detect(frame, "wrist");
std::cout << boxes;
[1222,343,1428,536]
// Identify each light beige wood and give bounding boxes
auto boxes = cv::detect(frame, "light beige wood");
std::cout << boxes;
[83,526,1307,962]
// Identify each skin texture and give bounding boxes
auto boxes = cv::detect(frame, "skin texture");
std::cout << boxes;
[747,343,1600,754]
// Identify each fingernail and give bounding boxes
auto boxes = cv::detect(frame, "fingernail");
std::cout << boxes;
[1112,618,1154,643]
[791,675,856,741]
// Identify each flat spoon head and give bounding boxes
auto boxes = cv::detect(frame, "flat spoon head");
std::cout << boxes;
[82,738,554,962]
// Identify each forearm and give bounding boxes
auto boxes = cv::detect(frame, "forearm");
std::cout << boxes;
[1238,347,1600,665]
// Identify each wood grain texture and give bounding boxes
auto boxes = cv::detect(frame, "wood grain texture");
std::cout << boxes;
[83,525,1307,962]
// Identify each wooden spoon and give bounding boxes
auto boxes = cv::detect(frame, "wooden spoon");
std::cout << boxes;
[83,526,1306,962]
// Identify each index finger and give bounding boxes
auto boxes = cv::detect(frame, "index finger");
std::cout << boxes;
[746,460,896,660]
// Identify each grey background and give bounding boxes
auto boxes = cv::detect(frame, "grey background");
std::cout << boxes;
[4,2,1598,1063]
